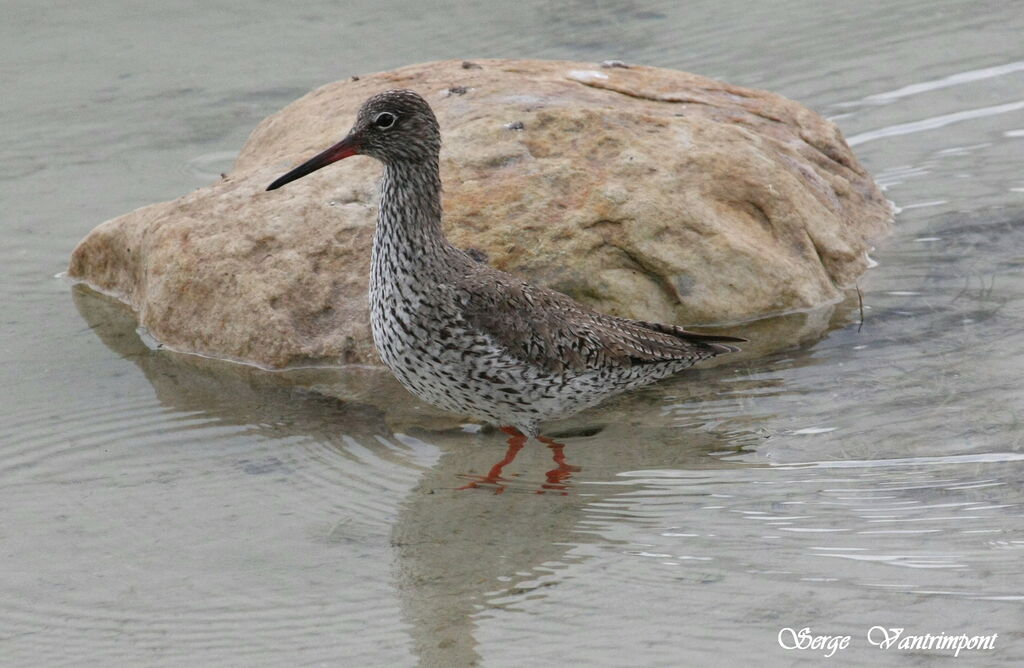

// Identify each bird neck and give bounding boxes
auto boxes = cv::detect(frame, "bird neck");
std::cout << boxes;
[375,158,449,258]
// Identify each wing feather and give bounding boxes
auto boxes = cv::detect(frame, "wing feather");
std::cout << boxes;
[456,261,744,374]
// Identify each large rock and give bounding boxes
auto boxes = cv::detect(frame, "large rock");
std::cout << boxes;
[68,59,891,369]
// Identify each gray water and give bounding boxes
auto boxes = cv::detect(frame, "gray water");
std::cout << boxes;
[3,1,1024,666]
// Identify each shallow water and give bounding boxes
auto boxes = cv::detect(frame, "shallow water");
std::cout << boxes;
[3,1,1024,666]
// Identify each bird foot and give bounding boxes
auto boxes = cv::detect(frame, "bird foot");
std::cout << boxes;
[536,436,581,495]
[457,428,580,495]
[456,427,527,494]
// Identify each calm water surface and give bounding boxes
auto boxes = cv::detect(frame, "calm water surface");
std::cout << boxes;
[2,1,1024,666]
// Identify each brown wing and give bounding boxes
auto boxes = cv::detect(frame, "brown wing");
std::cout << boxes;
[456,262,744,374]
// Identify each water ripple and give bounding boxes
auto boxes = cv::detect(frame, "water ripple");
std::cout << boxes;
[583,455,1024,599]
[847,99,1024,146]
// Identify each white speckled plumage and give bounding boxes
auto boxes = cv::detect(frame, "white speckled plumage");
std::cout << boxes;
[268,89,745,437]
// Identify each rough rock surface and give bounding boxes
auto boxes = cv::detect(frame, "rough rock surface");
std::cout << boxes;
[68,59,891,369]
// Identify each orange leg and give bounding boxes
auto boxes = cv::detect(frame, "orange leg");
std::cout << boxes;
[457,426,527,494]
[536,435,582,495]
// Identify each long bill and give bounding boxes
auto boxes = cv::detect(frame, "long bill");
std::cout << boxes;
[265,135,360,191]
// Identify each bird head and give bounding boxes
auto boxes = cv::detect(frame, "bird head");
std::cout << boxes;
[266,88,441,191]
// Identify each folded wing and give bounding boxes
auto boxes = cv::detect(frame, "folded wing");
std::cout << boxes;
[457,263,744,374]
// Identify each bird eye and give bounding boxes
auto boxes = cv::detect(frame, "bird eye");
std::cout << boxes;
[373,112,397,129]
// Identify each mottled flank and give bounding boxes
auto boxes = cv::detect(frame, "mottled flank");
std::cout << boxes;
[273,90,744,436]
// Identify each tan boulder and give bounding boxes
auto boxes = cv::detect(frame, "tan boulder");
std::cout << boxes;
[68,59,891,369]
